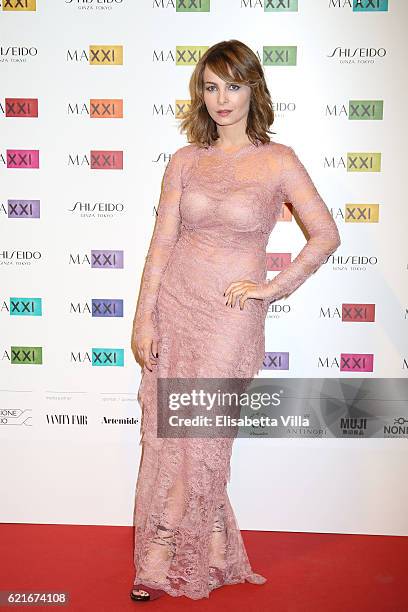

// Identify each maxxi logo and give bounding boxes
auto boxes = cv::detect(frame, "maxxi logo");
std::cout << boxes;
[9,297,42,316]
[4,98,38,117]
[68,151,123,169]
[69,299,124,317]
[69,250,124,268]
[70,349,124,366]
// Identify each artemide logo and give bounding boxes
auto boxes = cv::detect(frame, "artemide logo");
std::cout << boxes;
[345,204,379,223]
[325,100,384,120]
[90,99,123,118]
[89,45,123,64]
[2,0,36,11]
[176,46,208,65]
[4,98,38,117]
[263,46,297,66]
[176,0,210,11]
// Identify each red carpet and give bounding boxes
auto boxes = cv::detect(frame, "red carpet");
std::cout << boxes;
[1,524,407,611]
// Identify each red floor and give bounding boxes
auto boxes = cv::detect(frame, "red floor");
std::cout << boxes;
[0,524,407,611]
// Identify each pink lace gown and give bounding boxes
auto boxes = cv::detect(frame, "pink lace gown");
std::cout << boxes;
[132,139,341,599]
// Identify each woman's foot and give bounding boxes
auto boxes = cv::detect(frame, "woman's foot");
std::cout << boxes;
[130,584,166,602]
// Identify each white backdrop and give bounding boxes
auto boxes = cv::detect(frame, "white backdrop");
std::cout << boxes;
[1,0,407,535]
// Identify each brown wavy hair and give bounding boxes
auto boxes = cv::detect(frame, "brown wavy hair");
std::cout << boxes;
[178,39,275,149]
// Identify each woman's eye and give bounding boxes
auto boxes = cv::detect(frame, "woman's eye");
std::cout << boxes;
[205,84,240,92]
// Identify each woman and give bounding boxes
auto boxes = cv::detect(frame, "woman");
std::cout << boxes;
[130,39,341,602]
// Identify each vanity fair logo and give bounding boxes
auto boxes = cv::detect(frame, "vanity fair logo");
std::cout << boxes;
[0,46,38,61]
[70,348,124,366]
[7,297,42,316]
[69,250,124,268]
[69,299,124,317]
[66,45,123,64]
[3,98,38,117]
[2,0,36,10]
[327,47,386,63]
[67,99,123,118]
[67,151,123,169]
[5,199,40,218]
[4,150,39,168]
[46,414,88,425]
[319,304,376,322]
[325,100,384,120]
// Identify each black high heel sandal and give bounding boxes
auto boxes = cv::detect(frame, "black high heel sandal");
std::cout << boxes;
[130,584,165,602]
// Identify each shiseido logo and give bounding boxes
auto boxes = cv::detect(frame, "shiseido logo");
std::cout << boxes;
[4,98,38,117]
[325,100,383,120]
[66,45,123,64]
[67,151,123,169]
[69,299,124,317]
[67,99,123,118]
[319,304,375,322]
[327,47,386,63]
[65,0,123,5]
[5,199,40,218]
[318,354,374,371]
[69,250,124,268]
[0,46,38,60]
[69,200,125,217]
[2,0,36,10]
[70,348,124,366]
[46,414,88,425]
[8,297,42,316]
[239,0,298,11]
[0,250,42,265]
[329,254,377,269]
[345,204,379,223]
[323,153,381,171]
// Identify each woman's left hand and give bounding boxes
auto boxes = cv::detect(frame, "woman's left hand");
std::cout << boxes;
[223,280,270,310]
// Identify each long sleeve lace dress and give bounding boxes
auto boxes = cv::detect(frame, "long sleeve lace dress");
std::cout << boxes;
[132,139,341,600]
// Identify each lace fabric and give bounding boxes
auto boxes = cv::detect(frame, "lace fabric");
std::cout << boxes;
[132,140,341,599]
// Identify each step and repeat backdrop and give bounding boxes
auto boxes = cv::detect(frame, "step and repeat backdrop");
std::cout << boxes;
[1,1,407,532]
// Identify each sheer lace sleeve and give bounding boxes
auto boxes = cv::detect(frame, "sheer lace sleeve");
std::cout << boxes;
[263,146,341,304]
[132,149,184,342]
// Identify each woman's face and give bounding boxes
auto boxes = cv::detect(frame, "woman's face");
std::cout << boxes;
[202,65,251,128]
